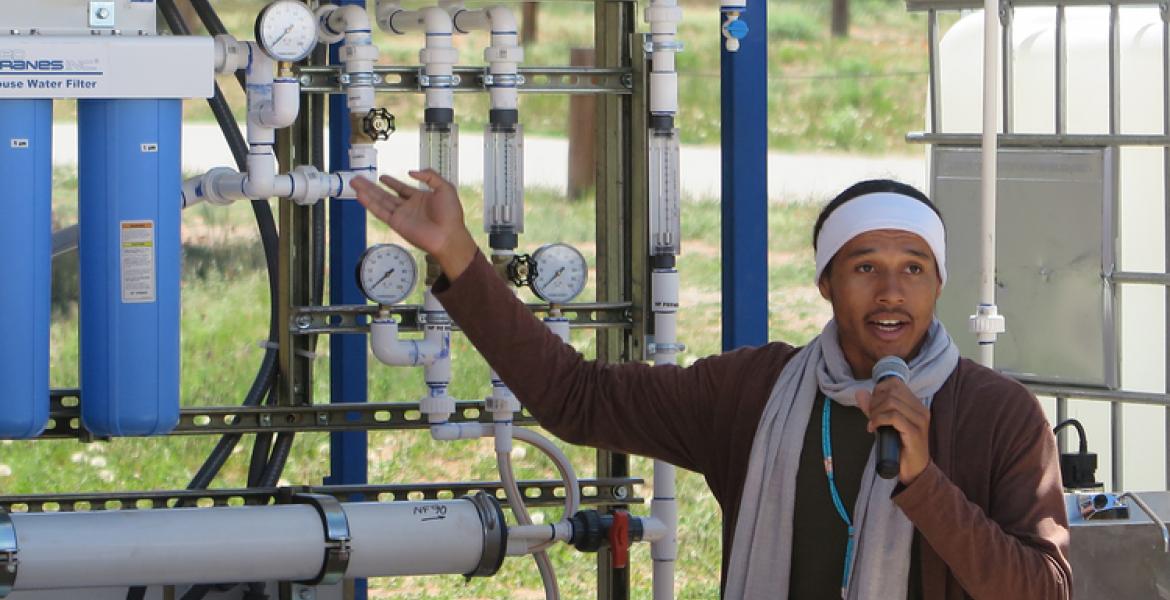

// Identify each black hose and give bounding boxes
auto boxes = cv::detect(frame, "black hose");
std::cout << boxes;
[1053,418,1090,455]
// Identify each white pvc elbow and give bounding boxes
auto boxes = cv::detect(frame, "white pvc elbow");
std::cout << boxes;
[213,35,249,75]
[370,320,444,367]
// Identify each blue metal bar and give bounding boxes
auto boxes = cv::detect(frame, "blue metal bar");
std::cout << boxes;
[326,1,368,597]
[720,2,769,351]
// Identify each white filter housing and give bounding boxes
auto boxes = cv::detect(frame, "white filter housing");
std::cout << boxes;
[938,7,1166,491]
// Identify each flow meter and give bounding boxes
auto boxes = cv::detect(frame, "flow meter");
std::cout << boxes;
[530,243,588,304]
[255,1,319,62]
[357,244,418,305]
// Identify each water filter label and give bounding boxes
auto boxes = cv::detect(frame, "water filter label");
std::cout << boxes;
[10,139,28,149]
[120,221,156,303]
[140,143,158,153]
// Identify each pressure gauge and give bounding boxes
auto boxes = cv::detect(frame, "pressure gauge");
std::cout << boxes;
[531,243,588,304]
[255,1,318,62]
[357,244,418,306]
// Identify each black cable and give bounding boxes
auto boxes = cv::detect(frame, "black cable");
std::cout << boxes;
[1053,419,1090,455]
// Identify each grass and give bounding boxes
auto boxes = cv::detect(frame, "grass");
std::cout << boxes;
[144,0,934,154]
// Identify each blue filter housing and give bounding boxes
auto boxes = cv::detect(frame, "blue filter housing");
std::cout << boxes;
[0,100,52,438]
[79,99,181,436]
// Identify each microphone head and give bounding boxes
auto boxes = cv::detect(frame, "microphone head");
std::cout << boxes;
[872,355,910,383]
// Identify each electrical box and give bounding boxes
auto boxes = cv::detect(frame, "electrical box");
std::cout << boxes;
[1,0,158,35]
[932,146,1118,389]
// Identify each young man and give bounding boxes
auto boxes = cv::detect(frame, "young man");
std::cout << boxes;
[352,173,1071,599]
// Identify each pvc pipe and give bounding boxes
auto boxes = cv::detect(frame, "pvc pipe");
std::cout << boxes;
[377,3,457,111]
[973,0,1004,367]
[369,319,443,367]
[650,268,679,600]
[446,5,523,111]
[213,35,249,75]
[9,500,495,589]
[646,0,681,115]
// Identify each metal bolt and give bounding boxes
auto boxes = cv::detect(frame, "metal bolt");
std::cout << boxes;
[96,8,110,19]
[296,315,313,330]
[300,74,313,86]
[298,588,314,600]
[621,74,633,89]
[259,413,272,427]
[613,485,629,500]
[317,413,329,425]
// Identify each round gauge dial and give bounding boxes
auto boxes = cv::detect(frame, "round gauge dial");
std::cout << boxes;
[357,244,418,306]
[255,1,318,62]
[531,243,588,304]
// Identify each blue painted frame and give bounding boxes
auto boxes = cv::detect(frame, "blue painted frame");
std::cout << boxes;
[720,3,769,351]
[326,1,369,597]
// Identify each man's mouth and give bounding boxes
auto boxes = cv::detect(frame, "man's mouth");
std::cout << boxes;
[868,318,909,340]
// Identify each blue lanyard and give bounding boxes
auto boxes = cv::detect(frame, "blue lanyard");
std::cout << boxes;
[821,396,855,599]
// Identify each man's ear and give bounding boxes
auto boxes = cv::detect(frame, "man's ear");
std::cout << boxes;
[817,273,832,301]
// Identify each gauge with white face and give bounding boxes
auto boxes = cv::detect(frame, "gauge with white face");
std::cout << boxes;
[255,1,318,62]
[357,244,417,306]
[531,243,588,304]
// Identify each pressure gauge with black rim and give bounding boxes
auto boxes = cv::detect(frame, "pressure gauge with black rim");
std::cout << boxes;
[255,1,318,62]
[357,244,418,306]
[531,243,588,304]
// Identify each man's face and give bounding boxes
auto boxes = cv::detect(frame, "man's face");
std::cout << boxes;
[817,228,942,379]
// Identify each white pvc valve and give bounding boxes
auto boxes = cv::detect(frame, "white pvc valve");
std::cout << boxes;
[969,303,1007,342]
[213,35,249,74]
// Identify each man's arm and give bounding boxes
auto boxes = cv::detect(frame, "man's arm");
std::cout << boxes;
[893,402,1072,599]
[353,171,770,473]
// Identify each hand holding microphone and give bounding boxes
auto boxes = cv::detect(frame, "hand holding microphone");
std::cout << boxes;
[859,356,932,484]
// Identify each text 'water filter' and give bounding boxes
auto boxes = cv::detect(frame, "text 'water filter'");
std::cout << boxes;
[79,99,182,436]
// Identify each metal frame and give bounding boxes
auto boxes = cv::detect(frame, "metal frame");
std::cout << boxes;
[909,0,1170,491]
[720,0,769,351]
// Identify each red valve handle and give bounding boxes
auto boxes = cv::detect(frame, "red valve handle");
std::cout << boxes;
[608,510,631,569]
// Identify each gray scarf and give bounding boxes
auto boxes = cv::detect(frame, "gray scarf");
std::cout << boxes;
[724,319,959,599]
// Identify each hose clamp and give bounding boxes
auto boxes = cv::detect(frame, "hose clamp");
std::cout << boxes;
[346,72,378,87]
[642,37,685,54]
[481,72,526,88]
[418,72,460,89]
[292,493,351,586]
[0,511,17,597]
[463,491,507,579]
[647,342,686,354]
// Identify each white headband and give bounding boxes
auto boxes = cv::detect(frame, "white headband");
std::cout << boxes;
[813,191,947,285]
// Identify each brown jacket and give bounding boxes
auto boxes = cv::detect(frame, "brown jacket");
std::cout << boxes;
[435,251,1072,599]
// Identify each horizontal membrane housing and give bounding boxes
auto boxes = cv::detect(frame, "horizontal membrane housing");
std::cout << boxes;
[0,99,51,438]
[79,99,181,436]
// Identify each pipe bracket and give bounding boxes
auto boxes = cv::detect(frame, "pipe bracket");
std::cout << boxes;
[418,72,461,88]
[0,511,16,598]
[291,492,352,586]
[481,72,526,88]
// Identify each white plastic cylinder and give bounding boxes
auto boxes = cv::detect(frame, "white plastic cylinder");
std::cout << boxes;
[421,122,459,185]
[545,317,570,343]
[649,129,682,256]
[484,125,525,235]
[13,505,324,588]
[9,500,496,589]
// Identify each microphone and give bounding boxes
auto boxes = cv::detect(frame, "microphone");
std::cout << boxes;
[872,356,910,479]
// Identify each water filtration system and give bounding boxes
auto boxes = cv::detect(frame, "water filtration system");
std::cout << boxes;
[0,0,730,598]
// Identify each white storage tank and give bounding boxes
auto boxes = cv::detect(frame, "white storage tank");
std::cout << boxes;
[932,7,1166,491]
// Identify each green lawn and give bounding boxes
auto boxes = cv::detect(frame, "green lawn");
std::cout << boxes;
[151,0,931,154]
